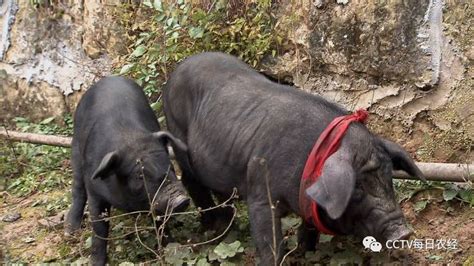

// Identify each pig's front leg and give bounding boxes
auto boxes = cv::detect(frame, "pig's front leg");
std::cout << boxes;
[248,199,283,266]
[89,198,110,266]
[247,158,284,266]
[297,222,318,251]
[65,173,87,235]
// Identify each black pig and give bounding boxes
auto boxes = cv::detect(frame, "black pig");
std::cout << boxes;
[163,53,425,265]
[65,76,190,265]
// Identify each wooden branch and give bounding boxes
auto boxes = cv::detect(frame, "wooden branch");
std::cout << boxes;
[0,129,472,182]
[393,162,473,182]
[0,129,72,147]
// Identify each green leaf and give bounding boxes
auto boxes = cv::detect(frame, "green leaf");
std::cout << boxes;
[319,234,333,243]
[414,200,428,213]
[330,249,363,265]
[131,45,147,58]
[166,17,174,27]
[171,31,180,40]
[281,216,301,232]
[459,189,474,205]
[426,254,443,261]
[213,241,244,260]
[156,13,166,22]
[40,117,55,125]
[158,116,166,124]
[208,248,220,261]
[151,101,162,111]
[119,64,134,75]
[443,189,458,201]
[189,27,204,39]
[196,258,211,266]
[84,236,92,249]
[164,243,194,265]
[153,0,162,11]
[143,0,153,8]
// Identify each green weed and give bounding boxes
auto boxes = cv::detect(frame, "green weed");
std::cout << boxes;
[115,0,280,115]
[1,116,72,197]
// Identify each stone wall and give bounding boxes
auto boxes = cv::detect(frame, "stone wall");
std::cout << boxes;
[0,0,124,123]
[0,0,472,162]
[265,0,473,162]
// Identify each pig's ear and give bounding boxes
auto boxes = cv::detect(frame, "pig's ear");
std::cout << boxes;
[379,138,426,182]
[91,151,119,179]
[305,153,355,220]
[153,131,188,152]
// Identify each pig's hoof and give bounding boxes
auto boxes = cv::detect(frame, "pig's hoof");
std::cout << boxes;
[201,207,234,234]
[64,223,81,238]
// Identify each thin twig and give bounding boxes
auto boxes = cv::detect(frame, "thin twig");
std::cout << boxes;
[94,228,150,241]
[182,204,237,248]
[260,158,278,266]
[90,188,238,223]
[280,237,298,266]
[135,213,162,260]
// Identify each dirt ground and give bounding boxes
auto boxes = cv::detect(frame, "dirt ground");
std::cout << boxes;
[1,185,473,264]
[399,191,474,264]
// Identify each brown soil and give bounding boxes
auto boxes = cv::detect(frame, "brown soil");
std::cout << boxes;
[1,188,473,264]
[399,191,474,264]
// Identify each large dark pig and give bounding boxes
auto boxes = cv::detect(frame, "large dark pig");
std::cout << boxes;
[163,52,425,265]
[65,76,190,265]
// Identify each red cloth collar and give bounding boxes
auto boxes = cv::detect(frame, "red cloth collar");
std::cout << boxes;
[299,109,368,235]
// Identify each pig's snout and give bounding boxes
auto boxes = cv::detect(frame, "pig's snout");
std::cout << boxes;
[153,187,190,213]
[382,222,413,241]
[375,209,413,241]
[386,226,413,241]
[170,194,190,212]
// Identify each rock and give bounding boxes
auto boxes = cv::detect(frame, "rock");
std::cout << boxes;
[0,0,120,123]
[267,0,473,162]
[37,211,65,229]
[23,236,35,243]
[2,212,21,222]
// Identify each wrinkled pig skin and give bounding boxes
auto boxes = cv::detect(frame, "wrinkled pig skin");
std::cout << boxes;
[65,76,190,265]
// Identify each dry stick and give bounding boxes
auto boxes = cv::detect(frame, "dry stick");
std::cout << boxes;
[143,162,165,246]
[280,241,298,266]
[393,162,473,182]
[0,129,72,147]
[259,158,278,266]
[139,160,171,263]
[90,189,238,223]
[1,130,472,182]
[1,126,22,171]
[181,204,237,249]
[90,186,238,254]
[135,213,162,260]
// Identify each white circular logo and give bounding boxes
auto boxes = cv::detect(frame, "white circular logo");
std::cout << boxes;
[369,241,382,252]
[363,236,382,252]
[363,236,376,249]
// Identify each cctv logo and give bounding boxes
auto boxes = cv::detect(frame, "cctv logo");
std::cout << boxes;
[363,236,382,252]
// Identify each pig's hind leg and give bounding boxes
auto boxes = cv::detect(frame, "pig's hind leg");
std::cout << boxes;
[65,148,87,235]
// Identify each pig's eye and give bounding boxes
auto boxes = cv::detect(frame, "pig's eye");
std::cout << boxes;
[352,187,364,202]
[360,158,380,174]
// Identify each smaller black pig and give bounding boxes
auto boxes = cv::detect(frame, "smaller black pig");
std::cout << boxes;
[65,76,189,265]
